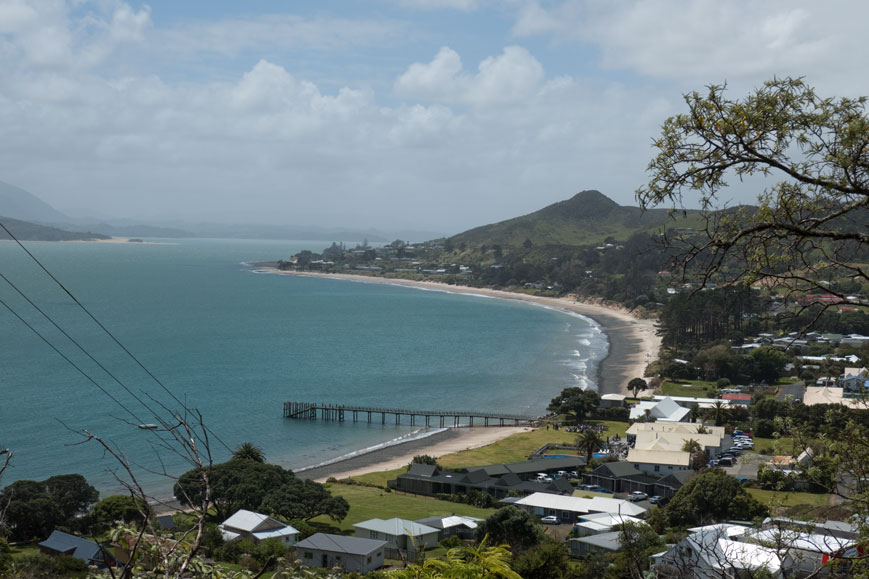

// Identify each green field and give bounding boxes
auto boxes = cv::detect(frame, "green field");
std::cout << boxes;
[659,380,719,398]
[312,484,495,532]
[746,488,832,508]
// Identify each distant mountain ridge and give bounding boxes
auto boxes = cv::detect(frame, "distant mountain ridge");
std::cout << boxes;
[449,190,696,247]
[0,180,71,223]
[0,216,109,241]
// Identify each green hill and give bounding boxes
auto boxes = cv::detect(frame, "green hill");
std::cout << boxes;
[449,190,700,247]
[0,216,110,241]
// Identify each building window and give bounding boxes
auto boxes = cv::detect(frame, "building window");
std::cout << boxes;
[367,556,372,564]
[654,465,660,472]
[304,552,312,559]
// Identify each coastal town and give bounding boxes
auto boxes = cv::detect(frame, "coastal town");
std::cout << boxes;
[1,3,868,576]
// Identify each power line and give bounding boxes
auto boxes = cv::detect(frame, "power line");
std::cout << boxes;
[0,270,160,421]
[0,294,146,425]
[0,220,232,453]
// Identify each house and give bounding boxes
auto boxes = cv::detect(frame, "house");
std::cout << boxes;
[414,515,482,541]
[573,512,644,537]
[582,462,694,498]
[569,531,625,558]
[721,393,751,406]
[39,530,112,567]
[219,509,299,545]
[295,533,386,574]
[841,367,869,392]
[625,449,692,475]
[600,393,627,408]
[652,520,857,578]
[629,397,691,422]
[510,492,647,524]
[389,457,579,498]
[353,518,439,560]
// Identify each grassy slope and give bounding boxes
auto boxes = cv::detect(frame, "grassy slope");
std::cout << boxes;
[312,484,495,532]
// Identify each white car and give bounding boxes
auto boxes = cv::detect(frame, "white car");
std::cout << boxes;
[627,491,648,502]
[540,515,561,524]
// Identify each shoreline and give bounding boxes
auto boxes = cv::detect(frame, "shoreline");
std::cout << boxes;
[298,426,531,483]
[249,269,660,485]
[255,269,659,397]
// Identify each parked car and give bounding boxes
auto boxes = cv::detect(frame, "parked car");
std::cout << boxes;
[541,515,560,524]
[707,459,719,467]
[627,491,648,502]
[649,495,665,505]
[718,456,735,466]
[578,484,597,491]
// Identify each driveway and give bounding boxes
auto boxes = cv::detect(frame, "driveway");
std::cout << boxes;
[777,381,806,402]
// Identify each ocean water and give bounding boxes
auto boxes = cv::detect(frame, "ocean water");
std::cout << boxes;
[0,238,607,498]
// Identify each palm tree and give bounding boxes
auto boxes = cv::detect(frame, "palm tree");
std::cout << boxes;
[399,536,521,578]
[232,442,265,463]
[689,403,702,423]
[577,430,604,465]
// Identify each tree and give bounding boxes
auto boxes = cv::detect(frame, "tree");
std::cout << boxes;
[396,537,521,578]
[0,480,64,541]
[637,78,868,320]
[750,346,788,383]
[577,430,604,465]
[627,377,648,398]
[232,442,266,463]
[547,387,600,424]
[42,473,99,522]
[92,494,150,525]
[474,507,544,553]
[260,478,349,522]
[681,438,707,471]
[665,469,768,527]
[609,521,664,579]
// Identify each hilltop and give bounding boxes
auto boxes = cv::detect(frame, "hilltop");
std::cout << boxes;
[449,190,698,247]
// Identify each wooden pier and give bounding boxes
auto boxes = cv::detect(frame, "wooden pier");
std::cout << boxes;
[283,402,539,427]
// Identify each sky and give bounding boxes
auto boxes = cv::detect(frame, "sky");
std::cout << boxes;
[1,0,868,235]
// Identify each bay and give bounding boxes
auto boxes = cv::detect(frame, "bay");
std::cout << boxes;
[0,238,607,498]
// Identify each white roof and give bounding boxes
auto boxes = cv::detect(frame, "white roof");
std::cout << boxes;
[601,393,626,401]
[580,512,643,526]
[626,448,691,467]
[514,492,647,518]
[353,518,439,537]
[441,515,479,529]
[627,422,725,438]
[221,509,298,536]
[633,431,725,452]
[629,397,691,422]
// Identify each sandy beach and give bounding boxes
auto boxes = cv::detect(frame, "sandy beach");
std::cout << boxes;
[255,269,660,484]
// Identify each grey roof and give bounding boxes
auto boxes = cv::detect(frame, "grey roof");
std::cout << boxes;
[39,530,106,564]
[296,533,386,556]
[570,531,623,551]
[407,463,439,477]
[592,462,644,478]
[155,514,176,530]
[469,457,583,476]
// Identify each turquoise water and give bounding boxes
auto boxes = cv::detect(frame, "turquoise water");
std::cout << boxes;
[0,239,607,498]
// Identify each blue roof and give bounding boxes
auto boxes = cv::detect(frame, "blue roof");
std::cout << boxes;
[39,530,106,564]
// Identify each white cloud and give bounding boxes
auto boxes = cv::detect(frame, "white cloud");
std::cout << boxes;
[510,0,869,93]
[395,45,544,107]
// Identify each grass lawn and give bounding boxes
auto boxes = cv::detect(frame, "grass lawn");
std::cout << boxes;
[746,488,832,508]
[313,484,495,532]
[660,380,718,398]
[347,422,628,488]
[750,436,798,455]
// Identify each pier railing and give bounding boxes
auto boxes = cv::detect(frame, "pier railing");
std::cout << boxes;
[283,402,540,427]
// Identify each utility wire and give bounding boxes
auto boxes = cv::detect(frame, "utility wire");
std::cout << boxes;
[0,221,232,452]
[0,270,159,421]
[0,294,146,425]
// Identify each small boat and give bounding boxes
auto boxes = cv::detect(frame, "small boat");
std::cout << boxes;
[137,424,158,430]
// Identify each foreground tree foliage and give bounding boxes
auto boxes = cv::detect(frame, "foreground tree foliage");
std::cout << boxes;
[637,77,868,317]
[474,506,545,553]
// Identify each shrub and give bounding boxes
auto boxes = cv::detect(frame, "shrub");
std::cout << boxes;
[439,535,463,549]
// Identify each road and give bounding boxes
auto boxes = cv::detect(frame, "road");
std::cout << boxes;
[777,381,806,402]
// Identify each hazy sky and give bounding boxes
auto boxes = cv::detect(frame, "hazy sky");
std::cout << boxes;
[1,1,868,234]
